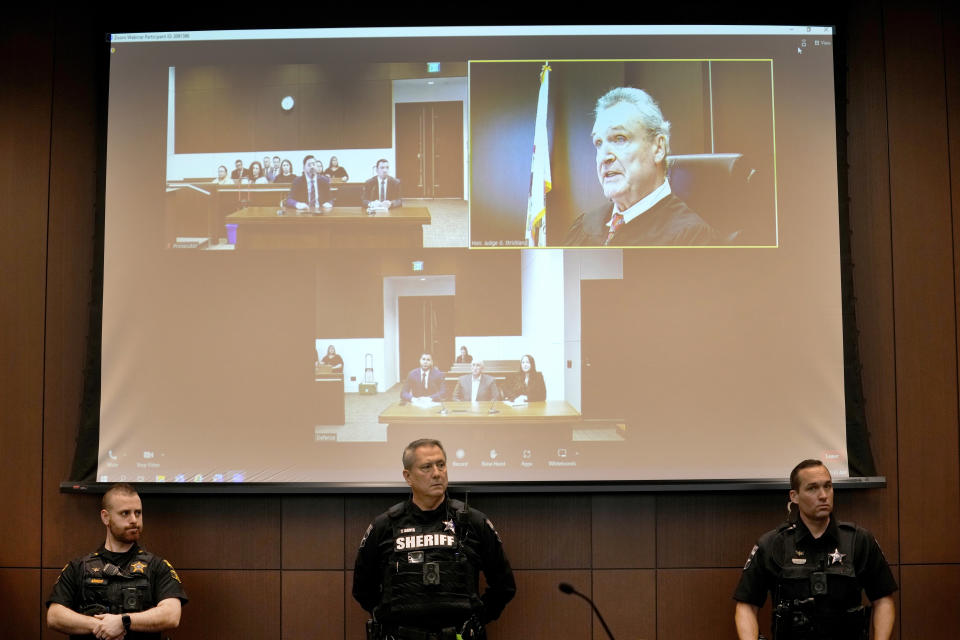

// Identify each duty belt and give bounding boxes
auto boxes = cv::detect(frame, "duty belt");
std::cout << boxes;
[385,625,459,640]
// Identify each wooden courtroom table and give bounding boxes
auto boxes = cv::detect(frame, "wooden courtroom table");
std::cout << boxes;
[380,401,581,460]
[226,205,431,249]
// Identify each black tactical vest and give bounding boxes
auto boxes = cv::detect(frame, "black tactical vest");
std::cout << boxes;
[379,500,483,626]
[772,522,869,640]
[79,550,155,615]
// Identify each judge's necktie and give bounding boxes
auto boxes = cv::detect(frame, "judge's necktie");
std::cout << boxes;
[604,212,624,245]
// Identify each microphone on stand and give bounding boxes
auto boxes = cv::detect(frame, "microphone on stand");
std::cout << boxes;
[558,582,616,640]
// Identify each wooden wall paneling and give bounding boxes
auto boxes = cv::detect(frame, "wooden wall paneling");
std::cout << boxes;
[144,495,280,570]
[42,568,64,640]
[844,0,902,564]
[592,494,656,568]
[342,495,400,570]
[471,494,592,570]
[282,570,345,639]
[657,568,766,640]
[344,570,369,640]
[174,569,280,639]
[592,569,656,640]
[883,0,960,564]
[656,493,781,568]
[0,18,52,569]
[0,569,42,637]
[281,496,345,569]
[40,13,99,571]
[491,569,592,640]
[899,564,960,638]
[947,0,960,449]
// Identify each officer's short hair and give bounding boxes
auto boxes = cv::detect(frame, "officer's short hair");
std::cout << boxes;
[102,483,139,511]
[789,459,826,492]
[403,439,446,469]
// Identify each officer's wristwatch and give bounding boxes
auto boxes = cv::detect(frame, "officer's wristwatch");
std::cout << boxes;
[121,614,132,631]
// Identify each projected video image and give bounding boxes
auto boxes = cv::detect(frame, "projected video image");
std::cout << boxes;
[469,60,778,248]
[99,26,848,486]
[162,62,469,251]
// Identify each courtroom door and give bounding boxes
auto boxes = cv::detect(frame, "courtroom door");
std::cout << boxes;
[398,296,456,378]
[395,102,463,198]
[580,280,632,421]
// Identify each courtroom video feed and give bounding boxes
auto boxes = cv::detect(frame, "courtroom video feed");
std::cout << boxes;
[469,60,778,248]
[162,62,469,251]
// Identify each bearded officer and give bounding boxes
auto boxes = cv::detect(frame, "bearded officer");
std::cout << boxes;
[353,438,516,639]
[733,460,897,640]
[46,483,186,640]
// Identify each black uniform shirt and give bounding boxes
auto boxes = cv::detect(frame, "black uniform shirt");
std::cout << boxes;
[353,497,516,626]
[47,545,187,640]
[733,517,898,608]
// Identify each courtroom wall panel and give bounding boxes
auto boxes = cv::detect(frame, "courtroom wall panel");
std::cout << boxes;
[592,494,656,568]
[282,570,345,640]
[316,256,385,339]
[0,18,52,569]
[145,495,281,570]
[282,495,345,570]
[657,568,754,640]
[883,1,960,565]
[899,564,958,638]
[491,569,592,640]
[454,250,521,336]
[844,0,901,564]
[175,569,281,638]
[0,569,42,638]
[175,64,392,153]
[592,569,657,640]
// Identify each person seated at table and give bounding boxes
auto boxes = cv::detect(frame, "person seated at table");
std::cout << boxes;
[503,354,546,403]
[361,159,402,210]
[247,161,268,184]
[453,360,502,402]
[455,346,473,364]
[212,165,231,185]
[285,155,333,210]
[320,344,344,373]
[274,158,295,183]
[400,353,446,403]
[323,156,349,181]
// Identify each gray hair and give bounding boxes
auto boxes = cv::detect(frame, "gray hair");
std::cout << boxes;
[403,439,446,469]
[595,87,671,157]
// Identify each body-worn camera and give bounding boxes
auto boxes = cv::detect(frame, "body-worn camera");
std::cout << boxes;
[810,571,828,596]
[423,562,440,585]
[121,586,144,612]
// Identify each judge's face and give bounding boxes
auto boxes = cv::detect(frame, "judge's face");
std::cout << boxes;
[419,354,433,371]
[592,101,665,211]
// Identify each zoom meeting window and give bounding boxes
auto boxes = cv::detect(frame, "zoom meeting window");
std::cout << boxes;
[101,26,844,485]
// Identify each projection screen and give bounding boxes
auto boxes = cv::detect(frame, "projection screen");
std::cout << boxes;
[97,25,847,486]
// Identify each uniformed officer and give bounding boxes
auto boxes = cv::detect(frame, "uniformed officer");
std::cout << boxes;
[46,483,187,640]
[353,438,516,639]
[733,460,897,640]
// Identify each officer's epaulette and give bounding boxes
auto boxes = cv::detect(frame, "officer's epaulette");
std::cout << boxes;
[387,502,406,518]
[448,498,466,513]
[775,521,798,534]
[837,521,857,531]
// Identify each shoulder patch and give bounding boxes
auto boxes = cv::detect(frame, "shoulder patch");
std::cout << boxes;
[743,544,759,570]
[485,518,502,543]
[359,524,373,549]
